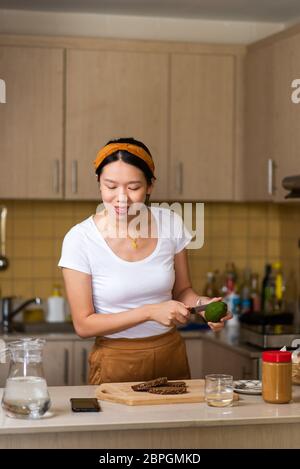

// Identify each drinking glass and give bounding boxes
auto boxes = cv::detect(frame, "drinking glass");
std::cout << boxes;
[205,374,233,407]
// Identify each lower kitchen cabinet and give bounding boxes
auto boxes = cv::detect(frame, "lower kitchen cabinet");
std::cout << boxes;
[73,339,94,385]
[184,338,204,379]
[0,335,258,387]
[0,337,95,388]
[43,340,74,386]
[184,337,258,380]
[201,340,257,380]
[43,338,94,386]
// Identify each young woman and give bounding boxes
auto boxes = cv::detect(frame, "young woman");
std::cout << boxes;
[58,137,232,384]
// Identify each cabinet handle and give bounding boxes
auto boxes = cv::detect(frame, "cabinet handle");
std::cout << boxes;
[81,348,87,384]
[175,162,183,194]
[53,159,60,194]
[267,158,276,195]
[64,348,69,385]
[72,160,78,194]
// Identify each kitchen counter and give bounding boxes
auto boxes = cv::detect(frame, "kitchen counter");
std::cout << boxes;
[181,328,262,358]
[1,385,300,449]
[0,326,262,356]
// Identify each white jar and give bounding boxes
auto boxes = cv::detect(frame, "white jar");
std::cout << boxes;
[46,292,65,322]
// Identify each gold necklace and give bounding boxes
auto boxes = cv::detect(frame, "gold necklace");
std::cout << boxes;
[128,235,139,249]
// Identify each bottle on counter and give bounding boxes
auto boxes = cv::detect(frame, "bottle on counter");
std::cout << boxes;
[272,261,286,313]
[46,284,66,323]
[219,262,237,298]
[240,268,252,314]
[262,350,292,404]
[261,264,275,314]
[250,272,261,313]
[225,262,237,294]
[202,272,219,298]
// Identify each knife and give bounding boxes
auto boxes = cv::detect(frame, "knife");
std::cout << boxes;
[188,304,206,314]
[188,304,207,320]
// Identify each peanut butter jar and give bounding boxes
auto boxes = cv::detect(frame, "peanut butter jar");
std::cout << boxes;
[262,351,292,404]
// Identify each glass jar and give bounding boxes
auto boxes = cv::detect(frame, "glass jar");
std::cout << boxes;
[1,338,51,419]
[262,350,292,404]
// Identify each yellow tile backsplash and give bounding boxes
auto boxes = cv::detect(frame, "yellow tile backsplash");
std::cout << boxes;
[0,200,299,304]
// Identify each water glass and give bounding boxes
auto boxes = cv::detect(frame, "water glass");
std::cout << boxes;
[205,374,233,407]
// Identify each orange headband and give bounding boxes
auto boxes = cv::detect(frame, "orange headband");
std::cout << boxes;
[94,143,155,175]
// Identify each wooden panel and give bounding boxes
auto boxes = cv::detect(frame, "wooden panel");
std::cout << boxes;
[272,34,300,202]
[0,34,246,56]
[65,49,169,200]
[170,53,235,200]
[244,45,274,200]
[184,338,203,378]
[43,341,73,386]
[73,339,94,385]
[202,340,255,380]
[0,46,64,199]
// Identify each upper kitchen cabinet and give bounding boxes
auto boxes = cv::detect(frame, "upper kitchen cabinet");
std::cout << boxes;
[245,44,274,201]
[245,31,300,202]
[65,49,169,200]
[170,53,235,201]
[272,34,300,201]
[0,46,64,199]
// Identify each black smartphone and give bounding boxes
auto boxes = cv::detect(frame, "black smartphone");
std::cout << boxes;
[70,398,101,412]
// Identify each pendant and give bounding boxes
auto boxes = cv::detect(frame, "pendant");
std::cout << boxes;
[131,238,138,249]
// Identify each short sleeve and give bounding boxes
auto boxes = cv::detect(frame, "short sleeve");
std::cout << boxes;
[172,211,193,254]
[58,226,91,275]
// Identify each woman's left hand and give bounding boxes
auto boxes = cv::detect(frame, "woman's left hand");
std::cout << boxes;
[197,297,233,332]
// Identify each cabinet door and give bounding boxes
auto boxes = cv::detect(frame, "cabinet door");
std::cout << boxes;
[272,34,300,202]
[170,54,234,200]
[43,341,73,386]
[202,341,255,380]
[73,339,94,385]
[184,338,203,379]
[0,46,64,199]
[65,49,169,200]
[245,45,274,200]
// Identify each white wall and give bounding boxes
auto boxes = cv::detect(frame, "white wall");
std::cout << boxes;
[0,9,285,44]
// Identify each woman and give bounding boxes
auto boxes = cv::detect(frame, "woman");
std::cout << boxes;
[58,137,232,384]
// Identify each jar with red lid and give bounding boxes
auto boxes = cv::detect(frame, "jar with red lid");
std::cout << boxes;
[262,351,292,404]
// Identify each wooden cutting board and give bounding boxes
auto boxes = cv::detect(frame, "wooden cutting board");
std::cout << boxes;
[96,379,239,406]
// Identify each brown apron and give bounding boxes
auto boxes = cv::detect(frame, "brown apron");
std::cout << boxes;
[88,328,191,385]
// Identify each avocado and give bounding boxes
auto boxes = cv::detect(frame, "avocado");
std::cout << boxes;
[204,301,227,323]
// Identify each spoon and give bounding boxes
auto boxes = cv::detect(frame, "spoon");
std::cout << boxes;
[0,207,9,271]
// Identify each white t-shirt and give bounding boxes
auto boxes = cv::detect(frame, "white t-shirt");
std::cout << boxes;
[58,206,192,339]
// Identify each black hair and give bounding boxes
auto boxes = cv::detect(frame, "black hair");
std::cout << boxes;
[96,137,156,185]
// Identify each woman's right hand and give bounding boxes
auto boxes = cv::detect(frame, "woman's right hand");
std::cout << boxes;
[148,300,190,327]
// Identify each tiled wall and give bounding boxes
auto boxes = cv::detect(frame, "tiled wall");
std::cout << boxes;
[0,200,299,304]
[187,202,281,294]
[0,201,96,298]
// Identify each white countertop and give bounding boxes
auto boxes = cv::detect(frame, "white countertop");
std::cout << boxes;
[1,385,300,436]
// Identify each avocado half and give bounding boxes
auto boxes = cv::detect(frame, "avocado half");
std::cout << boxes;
[204,301,227,323]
